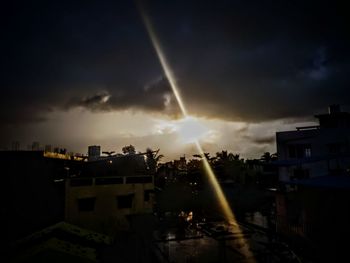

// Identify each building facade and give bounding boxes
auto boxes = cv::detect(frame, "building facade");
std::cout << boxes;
[65,156,155,234]
[274,105,350,261]
[88,145,101,161]
[276,105,350,183]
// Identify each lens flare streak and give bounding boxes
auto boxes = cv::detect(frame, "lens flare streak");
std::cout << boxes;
[140,8,254,261]
[141,13,188,117]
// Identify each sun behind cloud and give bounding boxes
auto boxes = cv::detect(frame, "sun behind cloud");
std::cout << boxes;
[176,116,211,143]
[155,116,215,144]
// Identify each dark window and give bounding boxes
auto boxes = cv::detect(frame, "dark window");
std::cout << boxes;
[70,178,93,187]
[296,146,304,158]
[292,169,309,180]
[126,176,152,184]
[288,144,311,158]
[144,190,154,202]
[288,145,296,158]
[117,194,134,209]
[78,197,96,211]
[95,177,123,185]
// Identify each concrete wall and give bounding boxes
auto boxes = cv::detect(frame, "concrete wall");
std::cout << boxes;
[65,176,154,233]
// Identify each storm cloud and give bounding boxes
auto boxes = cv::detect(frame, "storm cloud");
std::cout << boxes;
[1,0,350,146]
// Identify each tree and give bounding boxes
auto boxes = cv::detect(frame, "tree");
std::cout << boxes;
[260,152,277,162]
[216,150,228,162]
[146,148,163,174]
[232,154,240,161]
[122,145,136,155]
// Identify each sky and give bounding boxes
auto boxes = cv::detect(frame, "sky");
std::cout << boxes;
[1,0,349,160]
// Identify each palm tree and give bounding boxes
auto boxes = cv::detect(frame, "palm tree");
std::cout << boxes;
[146,148,164,174]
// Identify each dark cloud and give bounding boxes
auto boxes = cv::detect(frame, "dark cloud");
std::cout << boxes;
[146,0,350,121]
[65,76,176,114]
[71,92,111,110]
[250,136,275,145]
[1,0,350,142]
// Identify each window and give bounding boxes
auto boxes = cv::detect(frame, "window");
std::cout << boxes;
[144,189,154,202]
[117,194,134,209]
[78,197,96,211]
[288,144,311,158]
[288,145,296,158]
[305,148,311,157]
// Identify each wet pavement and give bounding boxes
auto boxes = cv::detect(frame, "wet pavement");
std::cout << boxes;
[153,219,301,263]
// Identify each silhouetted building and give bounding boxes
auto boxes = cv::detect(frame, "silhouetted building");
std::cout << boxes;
[274,105,350,261]
[2,149,155,253]
[88,145,101,161]
[1,151,66,251]
[276,105,350,182]
[65,154,154,234]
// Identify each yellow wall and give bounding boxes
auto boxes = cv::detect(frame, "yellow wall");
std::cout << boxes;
[65,176,154,233]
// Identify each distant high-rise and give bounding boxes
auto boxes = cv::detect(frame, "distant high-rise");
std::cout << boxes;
[88,145,101,161]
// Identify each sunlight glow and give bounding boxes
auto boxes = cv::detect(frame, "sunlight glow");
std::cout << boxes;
[177,116,210,143]
[155,116,212,144]
[140,6,255,260]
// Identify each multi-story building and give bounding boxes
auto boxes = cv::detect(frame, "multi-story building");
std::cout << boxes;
[3,148,155,244]
[274,105,350,261]
[276,105,350,183]
[65,154,155,234]
[88,145,101,161]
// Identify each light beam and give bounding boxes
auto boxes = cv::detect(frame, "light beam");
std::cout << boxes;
[141,13,188,117]
[139,6,255,261]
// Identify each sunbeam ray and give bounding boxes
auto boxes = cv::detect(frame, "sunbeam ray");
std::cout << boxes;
[139,5,255,261]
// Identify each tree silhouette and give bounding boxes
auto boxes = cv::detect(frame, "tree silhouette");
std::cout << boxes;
[146,148,163,174]
[260,152,277,162]
[232,154,240,161]
[122,145,136,155]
